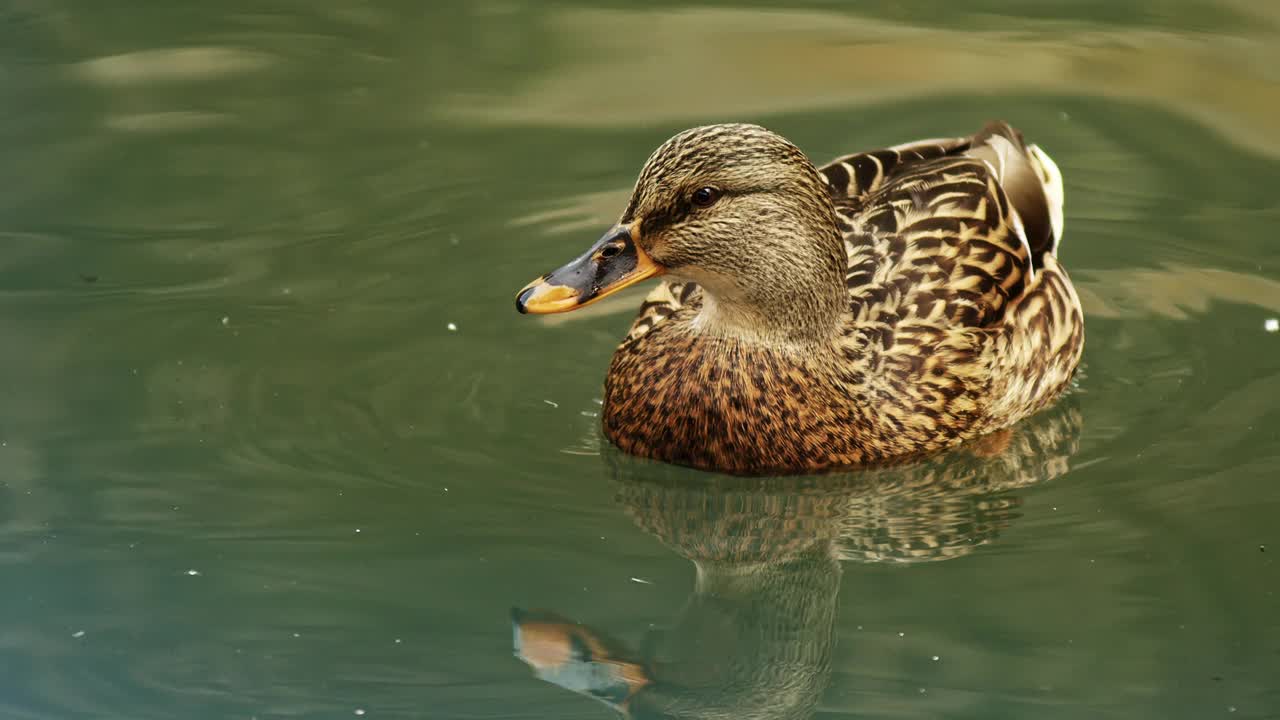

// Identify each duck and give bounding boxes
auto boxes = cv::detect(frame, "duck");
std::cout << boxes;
[516,121,1083,475]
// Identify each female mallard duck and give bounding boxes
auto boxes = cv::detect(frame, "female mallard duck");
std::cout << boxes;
[516,121,1083,475]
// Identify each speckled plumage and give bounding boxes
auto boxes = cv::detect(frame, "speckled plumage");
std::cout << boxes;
[594,122,1083,474]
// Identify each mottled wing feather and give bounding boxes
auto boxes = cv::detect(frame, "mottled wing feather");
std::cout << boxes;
[829,154,1034,331]
[820,136,972,202]
[983,252,1084,422]
[814,125,1077,447]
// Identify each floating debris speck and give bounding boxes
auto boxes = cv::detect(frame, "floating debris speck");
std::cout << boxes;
[1265,318,1279,333]
[186,569,200,576]
[72,630,86,638]
[221,316,230,326]
[447,322,458,332]
[630,577,652,585]
[543,400,559,408]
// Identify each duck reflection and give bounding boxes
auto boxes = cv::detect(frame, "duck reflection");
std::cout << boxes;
[513,402,1081,719]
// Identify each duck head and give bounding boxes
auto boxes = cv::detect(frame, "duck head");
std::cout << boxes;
[516,124,847,344]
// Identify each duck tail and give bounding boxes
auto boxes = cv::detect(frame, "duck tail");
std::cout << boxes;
[1026,143,1065,255]
[967,121,1065,261]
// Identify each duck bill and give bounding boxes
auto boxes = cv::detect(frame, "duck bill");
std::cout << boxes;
[516,223,663,314]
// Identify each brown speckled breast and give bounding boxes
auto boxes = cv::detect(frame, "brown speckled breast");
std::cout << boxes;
[602,309,994,475]
[605,318,837,474]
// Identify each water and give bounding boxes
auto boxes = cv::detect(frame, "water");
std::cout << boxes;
[1,2,1278,718]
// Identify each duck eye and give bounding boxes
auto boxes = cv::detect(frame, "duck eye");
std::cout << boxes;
[691,186,720,208]
[598,243,623,259]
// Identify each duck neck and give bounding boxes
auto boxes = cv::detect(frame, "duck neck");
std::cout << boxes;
[689,226,847,349]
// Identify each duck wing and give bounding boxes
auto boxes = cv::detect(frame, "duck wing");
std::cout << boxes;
[820,121,1065,330]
